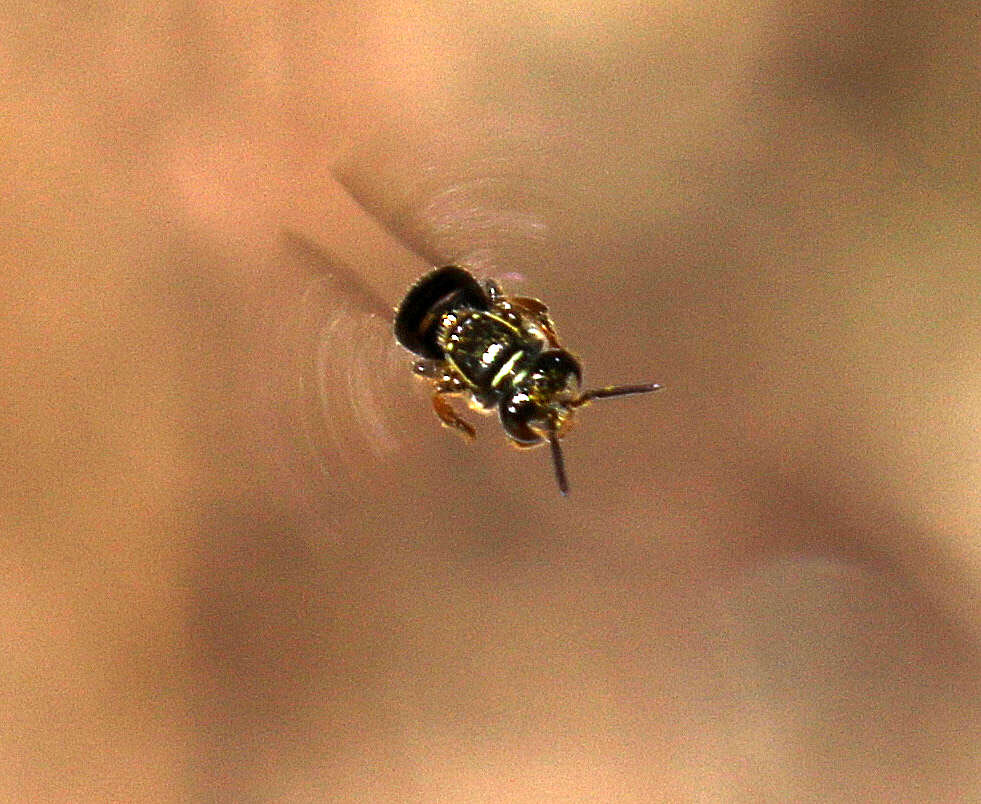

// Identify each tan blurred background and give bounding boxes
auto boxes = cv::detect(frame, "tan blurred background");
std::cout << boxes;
[1,1,979,800]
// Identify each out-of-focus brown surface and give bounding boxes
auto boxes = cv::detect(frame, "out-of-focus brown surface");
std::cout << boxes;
[1,1,979,800]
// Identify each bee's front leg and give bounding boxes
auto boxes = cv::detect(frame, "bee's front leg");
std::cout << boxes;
[431,391,477,441]
[413,360,476,440]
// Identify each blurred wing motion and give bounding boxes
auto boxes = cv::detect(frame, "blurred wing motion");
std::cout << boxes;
[282,231,423,483]
[332,119,560,278]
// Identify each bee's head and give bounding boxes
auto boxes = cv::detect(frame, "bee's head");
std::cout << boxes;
[498,348,661,496]
[498,349,582,447]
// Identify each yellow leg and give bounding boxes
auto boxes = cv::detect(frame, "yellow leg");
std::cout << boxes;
[509,296,560,346]
[431,391,477,441]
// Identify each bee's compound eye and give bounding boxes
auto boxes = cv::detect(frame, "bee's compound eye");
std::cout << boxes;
[531,349,582,392]
[499,395,543,445]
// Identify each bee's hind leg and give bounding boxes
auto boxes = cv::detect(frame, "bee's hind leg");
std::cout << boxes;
[412,358,442,378]
[483,279,504,302]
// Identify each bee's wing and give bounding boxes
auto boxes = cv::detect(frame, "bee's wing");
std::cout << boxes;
[332,123,558,278]
[281,231,426,482]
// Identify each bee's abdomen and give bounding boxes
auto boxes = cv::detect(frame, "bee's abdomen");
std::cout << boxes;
[441,311,537,398]
[394,266,489,359]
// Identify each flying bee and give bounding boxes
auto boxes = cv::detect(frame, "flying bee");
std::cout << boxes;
[394,266,662,495]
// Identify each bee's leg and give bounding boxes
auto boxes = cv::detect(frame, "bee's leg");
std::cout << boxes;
[509,296,560,347]
[415,358,456,379]
[483,279,504,302]
[509,296,549,316]
[416,362,476,439]
[431,390,477,441]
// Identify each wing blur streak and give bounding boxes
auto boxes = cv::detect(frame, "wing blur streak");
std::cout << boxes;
[282,231,422,483]
[331,117,561,279]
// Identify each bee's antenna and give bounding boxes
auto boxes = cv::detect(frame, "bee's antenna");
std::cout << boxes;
[547,426,570,496]
[572,383,662,407]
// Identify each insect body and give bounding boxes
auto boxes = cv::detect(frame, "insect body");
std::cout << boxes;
[394,266,661,495]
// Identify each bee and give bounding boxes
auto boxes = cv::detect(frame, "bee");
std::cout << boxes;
[394,265,662,495]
